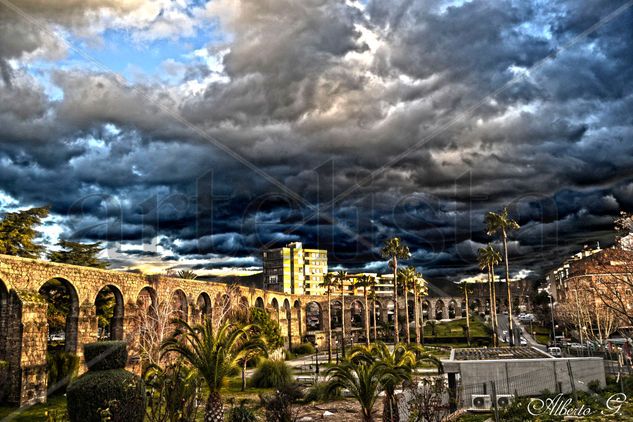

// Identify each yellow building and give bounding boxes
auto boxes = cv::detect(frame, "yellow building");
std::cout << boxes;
[262,242,327,295]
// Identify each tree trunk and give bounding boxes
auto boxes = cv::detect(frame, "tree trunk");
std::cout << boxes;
[382,393,399,422]
[241,361,247,392]
[393,257,399,344]
[204,391,224,422]
[487,267,497,347]
[465,285,471,346]
[364,287,370,346]
[502,230,514,346]
[491,266,499,346]
[341,286,346,357]
[372,296,378,341]
[414,284,420,344]
[327,291,332,363]
[404,285,410,344]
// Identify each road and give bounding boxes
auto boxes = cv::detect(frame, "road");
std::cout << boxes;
[496,314,546,351]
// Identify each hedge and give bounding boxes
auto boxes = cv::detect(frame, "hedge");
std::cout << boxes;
[83,341,128,371]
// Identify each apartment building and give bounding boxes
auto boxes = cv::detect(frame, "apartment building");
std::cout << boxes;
[262,242,327,295]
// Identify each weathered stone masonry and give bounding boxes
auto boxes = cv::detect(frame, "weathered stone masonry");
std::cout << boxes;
[0,254,469,407]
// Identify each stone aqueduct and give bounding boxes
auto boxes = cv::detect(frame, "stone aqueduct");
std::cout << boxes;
[0,254,491,406]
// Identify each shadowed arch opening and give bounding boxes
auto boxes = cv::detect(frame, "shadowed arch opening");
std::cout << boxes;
[306,301,321,331]
[270,298,280,321]
[448,300,457,319]
[330,300,342,329]
[386,300,395,323]
[196,292,212,323]
[435,300,445,320]
[39,278,79,353]
[471,299,482,315]
[171,289,188,322]
[461,301,467,317]
[283,299,291,346]
[422,300,430,321]
[95,285,124,341]
[350,300,363,328]
[255,297,264,309]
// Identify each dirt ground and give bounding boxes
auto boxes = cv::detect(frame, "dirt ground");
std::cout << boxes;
[294,399,383,421]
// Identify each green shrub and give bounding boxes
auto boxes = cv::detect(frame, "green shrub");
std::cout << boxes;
[227,401,258,422]
[303,381,341,403]
[144,363,202,422]
[251,359,292,389]
[291,343,315,356]
[83,341,128,371]
[67,342,145,422]
[46,351,79,395]
[259,383,303,422]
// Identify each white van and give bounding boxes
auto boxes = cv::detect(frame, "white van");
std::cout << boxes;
[548,346,562,357]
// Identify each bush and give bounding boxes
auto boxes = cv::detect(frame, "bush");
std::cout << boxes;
[251,359,292,389]
[291,343,315,356]
[303,381,341,403]
[46,351,79,395]
[67,342,145,422]
[227,400,258,422]
[83,341,128,371]
[144,363,201,422]
[259,383,304,422]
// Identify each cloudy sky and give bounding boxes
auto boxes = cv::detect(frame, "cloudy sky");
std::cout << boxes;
[1,0,632,283]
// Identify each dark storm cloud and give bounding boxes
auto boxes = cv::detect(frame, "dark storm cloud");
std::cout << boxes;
[1,0,632,283]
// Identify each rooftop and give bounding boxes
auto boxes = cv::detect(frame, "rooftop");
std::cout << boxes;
[450,347,551,361]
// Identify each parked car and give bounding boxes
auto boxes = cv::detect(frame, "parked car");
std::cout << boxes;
[548,346,562,357]
[520,337,528,346]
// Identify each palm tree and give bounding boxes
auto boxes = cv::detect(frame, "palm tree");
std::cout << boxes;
[485,207,520,346]
[457,280,474,346]
[321,273,337,363]
[478,244,502,346]
[381,238,411,344]
[336,270,348,357]
[326,357,392,422]
[161,320,252,422]
[412,270,428,345]
[354,275,375,346]
[357,342,441,422]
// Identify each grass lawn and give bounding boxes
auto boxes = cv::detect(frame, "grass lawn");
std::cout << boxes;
[0,394,67,421]
[532,325,551,345]
[426,316,491,338]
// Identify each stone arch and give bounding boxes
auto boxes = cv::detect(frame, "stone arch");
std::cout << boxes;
[485,298,491,315]
[255,297,265,309]
[293,300,302,341]
[283,299,292,346]
[386,300,395,323]
[240,296,249,310]
[39,277,80,353]
[330,300,342,329]
[171,289,188,322]
[407,299,415,320]
[270,298,280,321]
[306,301,322,331]
[350,300,363,328]
[196,292,212,323]
[435,300,445,320]
[448,300,457,319]
[461,300,467,317]
[422,300,431,321]
[94,285,124,341]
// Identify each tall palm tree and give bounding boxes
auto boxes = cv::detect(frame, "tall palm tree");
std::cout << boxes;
[478,244,502,347]
[397,267,415,344]
[161,320,252,422]
[381,238,411,344]
[336,270,348,357]
[485,207,520,346]
[354,275,375,345]
[321,273,337,363]
[326,357,393,422]
[412,270,428,345]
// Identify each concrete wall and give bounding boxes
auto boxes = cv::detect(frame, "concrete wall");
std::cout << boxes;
[444,357,606,407]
